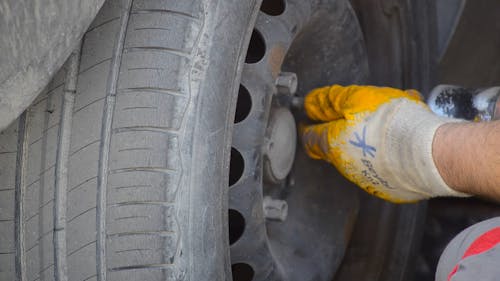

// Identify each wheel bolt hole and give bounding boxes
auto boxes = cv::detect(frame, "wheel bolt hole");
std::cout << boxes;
[235,85,252,123]
[245,30,266,64]
[260,0,286,16]
[229,148,244,186]
[231,263,254,281]
[229,209,245,245]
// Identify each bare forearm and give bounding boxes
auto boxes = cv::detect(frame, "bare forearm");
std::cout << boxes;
[434,121,500,200]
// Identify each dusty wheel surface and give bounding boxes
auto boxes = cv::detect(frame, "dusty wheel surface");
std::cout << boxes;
[0,0,434,280]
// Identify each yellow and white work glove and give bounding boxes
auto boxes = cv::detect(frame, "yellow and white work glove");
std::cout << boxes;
[301,85,470,203]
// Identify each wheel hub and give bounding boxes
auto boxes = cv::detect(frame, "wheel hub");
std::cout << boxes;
[263,107,297,184]
[228,0,369,280]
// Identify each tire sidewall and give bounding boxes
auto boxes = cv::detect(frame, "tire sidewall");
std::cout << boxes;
[175,1,261,280]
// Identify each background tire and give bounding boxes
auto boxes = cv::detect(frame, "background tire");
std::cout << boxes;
[0,0,259,280]
[335,1,436,280]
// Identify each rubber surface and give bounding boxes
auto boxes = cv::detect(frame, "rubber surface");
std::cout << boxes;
[0,0,259,280]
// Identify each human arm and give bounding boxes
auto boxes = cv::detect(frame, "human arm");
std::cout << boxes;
[434,121,500,201]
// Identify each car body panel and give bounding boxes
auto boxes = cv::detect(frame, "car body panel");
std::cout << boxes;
[0,0,105,131]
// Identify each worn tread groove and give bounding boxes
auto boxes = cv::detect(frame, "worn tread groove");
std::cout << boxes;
[114,215,150,221]
[109,201,174,207]
[107,230,175,238]
[109,167,177,175]
[68,207,97,223]
[0,251,15,255]
[117,147,153,152]
[124,46,191,58]
[15,111,29,281]
[109,263,174,272]
[36,263,55,277]
[73,97,107,114]
[113,184,151,190]
[53,47,82,281]
[82,274,98,281]
[112,126,179,135]
[121,106,157,111]
[26,243,40,253]
[96,1,133,280]
[86,17,121,33]
[39,163,56,176]
[70,140,101,157]
[131,9,201,22]
[31,83,65,107]
[127,67,165,71]
[26,228,62,253]
[114,248,152,254]
[117,86,185,97]
[25,228,56,251]
[68,176,98,193]
[134,27,170,31]
[29,123,60,146]
[25,199,55,223]
[78,58,113,75]
[25,179,41,189]
[67,241,96,257]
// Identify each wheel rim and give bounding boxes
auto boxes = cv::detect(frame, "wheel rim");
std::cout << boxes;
[228,0,371,280]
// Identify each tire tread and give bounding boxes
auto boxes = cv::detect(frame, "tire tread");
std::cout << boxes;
[4,0,209,280]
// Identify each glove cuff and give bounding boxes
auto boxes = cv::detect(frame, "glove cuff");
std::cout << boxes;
[386,100,471,198]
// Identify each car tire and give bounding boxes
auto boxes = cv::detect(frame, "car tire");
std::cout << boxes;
[0,0,260,280]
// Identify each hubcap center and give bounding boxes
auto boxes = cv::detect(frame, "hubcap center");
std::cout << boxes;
[264,107,297,183]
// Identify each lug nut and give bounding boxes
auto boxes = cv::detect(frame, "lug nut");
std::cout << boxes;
[263,196,288,222]
[290,96,304,109]
[276,72,298,96]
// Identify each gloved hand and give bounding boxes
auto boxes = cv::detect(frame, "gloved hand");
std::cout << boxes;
[301,85,470,203]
